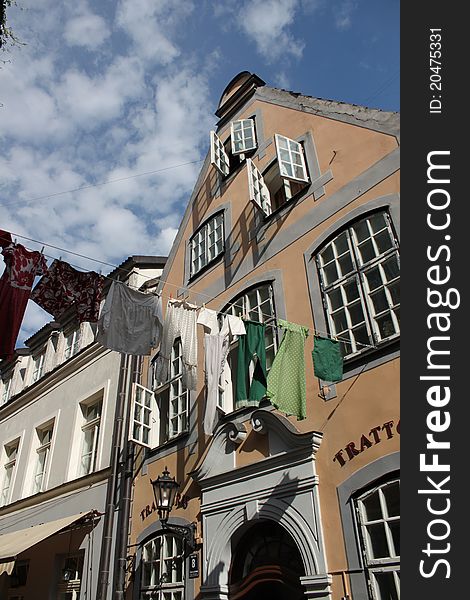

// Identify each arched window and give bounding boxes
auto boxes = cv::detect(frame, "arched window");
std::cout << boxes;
[355,477,400,600]
[140,534,185,600]
[219,283,278,413]
[316,211,400,357]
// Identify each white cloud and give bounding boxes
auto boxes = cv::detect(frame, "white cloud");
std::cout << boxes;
[116,0,194,64]
[238,0,304,61]
[64,13,111,50]
[335,0,357,31]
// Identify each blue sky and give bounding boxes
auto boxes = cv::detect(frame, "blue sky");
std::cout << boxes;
[0,0,399,344]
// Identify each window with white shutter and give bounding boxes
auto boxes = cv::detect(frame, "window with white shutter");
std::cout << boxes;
[210,130,230,176]
[274,134,309,182]
[231,119,257,155]
[247,159,271,216]
[129,383,155,448]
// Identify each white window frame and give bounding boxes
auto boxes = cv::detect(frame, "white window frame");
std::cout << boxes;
[129,383,156,448]
[220,284,278,411]
[1,438,20,507]
[210,130,230,176]
[231,118,257,155]
[355,478,400,600]
[274,133,309,183]
[247,159,272,216]
[56,552,84,600]
[32,421,54,494]
[316,211,400,358]
[140,534,185,600]
[32,351,45,383]
[1,376,12,405]
[190,213,224,277]
[78,399,102,476]
[64,328,81,360]
[154,339,189,445]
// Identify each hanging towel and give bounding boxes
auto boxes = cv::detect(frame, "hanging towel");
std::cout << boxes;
[31,259,104,322]
[235,320,267,408]
[226,314,246,336]
[202,316,232,435]
[155,298,198,390]
[0,237,48,360]
[96,281,163,355]
[197,307,219,334]
[312,335,343,382]
[267,319,309,420]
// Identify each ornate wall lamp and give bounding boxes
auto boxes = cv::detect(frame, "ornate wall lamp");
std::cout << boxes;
[150,467,197,555]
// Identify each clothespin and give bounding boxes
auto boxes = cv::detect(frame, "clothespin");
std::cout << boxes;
[170,291,173,299]
[202,302,206,309]
[40,246,44,254]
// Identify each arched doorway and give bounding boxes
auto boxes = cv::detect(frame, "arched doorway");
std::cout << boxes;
[229,521,305,600]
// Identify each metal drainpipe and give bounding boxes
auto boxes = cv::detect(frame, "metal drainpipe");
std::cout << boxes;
[96,352,130,600]
[114,354,141,599]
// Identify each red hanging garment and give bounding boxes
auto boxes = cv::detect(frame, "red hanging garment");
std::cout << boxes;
[0,236,48,360]
[31,259,104,323]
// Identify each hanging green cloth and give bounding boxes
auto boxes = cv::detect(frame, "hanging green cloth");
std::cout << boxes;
[267,319,309,420]
[235,320,267,408]
[312,335,343,382]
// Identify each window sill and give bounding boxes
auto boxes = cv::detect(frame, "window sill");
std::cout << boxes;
[256,188,313,243]
[187,252,225,286]
[342,338,400,380]
[146,431,190,457]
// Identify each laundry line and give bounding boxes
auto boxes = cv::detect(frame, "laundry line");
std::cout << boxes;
[6,232,376,351]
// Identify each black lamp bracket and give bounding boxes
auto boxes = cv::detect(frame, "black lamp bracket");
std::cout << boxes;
[161,521,198,554]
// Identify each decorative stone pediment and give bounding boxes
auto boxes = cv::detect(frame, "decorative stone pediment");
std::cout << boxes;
[191,409,322,486]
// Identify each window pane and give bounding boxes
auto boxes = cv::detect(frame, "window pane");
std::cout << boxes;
[324,262,339,285]
[353,219,370,242]
[358,239,376,263]
[367,523,389,558]
[373,571,399,600]
[383,255,399,280]
[338,254,354,277]
[383,481,400,517]
[369,212,387,233]
[334,232,349,254]
[366,267,382,291]
[376,313,397,338]
[375,229,393,254]
[349,302,365,326]
[332,309,348,333]
[371,290,389,314]
[328,288,343,311]
[362,491,383,521]
[389,520,400,556]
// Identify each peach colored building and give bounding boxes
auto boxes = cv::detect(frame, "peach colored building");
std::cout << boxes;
[127,72,400,600]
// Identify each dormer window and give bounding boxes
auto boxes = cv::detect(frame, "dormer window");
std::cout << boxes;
[231,119,257,155]
[64,327,81,360]
[210,118,258,177]
[32,351,45,383]
[247,134,310,216]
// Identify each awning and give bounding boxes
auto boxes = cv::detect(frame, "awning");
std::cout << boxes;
[0,511,95,576]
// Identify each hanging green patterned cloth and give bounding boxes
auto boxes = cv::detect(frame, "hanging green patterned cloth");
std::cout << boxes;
[312,335,343,382]
[266,319,309,420]
[235,320,267,408]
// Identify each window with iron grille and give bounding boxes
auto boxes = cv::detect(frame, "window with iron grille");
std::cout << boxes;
[316,211,400,358]
[190,212,224,277]
[140,534,185,600]
[355,478,400,600]
[1,438,19,507]
[56,552,84,600]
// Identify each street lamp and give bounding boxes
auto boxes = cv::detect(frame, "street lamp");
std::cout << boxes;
[150,467,198,555]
